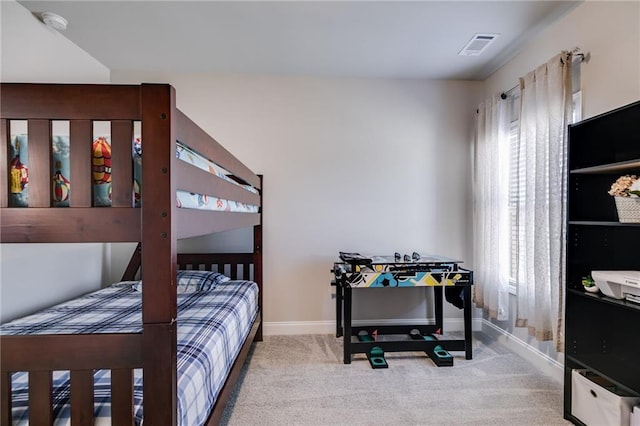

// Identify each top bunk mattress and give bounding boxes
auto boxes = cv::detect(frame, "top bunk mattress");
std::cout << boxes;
[1,277,259,426]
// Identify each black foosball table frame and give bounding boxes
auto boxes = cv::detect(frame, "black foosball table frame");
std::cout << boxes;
[331,253,474,365]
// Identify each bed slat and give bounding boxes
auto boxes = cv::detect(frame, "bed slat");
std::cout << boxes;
[111,120,134,207]
[0,83,141,120]
[69,120,92,207]
[1,334,143,371]
[125,251,257,281]
[229,265,238,280]
[1,119,8,208]
[1,208,140,243]
[29,371,53,425]
[27,119,50,207]
[176,253,256,281]
[112,369,134,425]
[175,160,260,207]
[70,370,94,424]
[243,263,251,280]
[177,253,254,265]
[1,372,11,426]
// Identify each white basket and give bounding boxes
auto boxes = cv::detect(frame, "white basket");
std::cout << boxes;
[614,197,640,223]
[572,369,640,426]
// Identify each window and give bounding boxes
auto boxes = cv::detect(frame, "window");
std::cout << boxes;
[507,89,521,294]
[506,58,581,294]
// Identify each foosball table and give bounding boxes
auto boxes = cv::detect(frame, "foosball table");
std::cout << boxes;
[331,252,474,367]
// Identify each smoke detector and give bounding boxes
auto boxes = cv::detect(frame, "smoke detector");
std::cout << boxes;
[458,33,499,56]
[40,12,68,31]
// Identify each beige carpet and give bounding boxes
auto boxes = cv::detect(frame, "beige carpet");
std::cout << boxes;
[220,332,571,425]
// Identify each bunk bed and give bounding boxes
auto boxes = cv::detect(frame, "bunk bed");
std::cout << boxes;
[0,83,263,425]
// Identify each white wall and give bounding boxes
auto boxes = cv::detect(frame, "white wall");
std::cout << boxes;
[112,70,482,332]
[0,1,109,83]
[480,1,640,363]
[0,1,111,322]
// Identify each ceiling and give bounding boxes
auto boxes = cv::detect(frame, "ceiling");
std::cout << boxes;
[18,0,581,80]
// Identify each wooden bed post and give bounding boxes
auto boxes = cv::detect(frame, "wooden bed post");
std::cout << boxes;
[140,84,178,425]
[254,175,264,342]
[1,119,8,208]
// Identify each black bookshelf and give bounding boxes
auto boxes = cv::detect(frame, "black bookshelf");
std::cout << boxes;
[564,100,640,423]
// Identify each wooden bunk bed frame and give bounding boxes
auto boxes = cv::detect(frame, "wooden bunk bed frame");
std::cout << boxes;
[0,83,263,425]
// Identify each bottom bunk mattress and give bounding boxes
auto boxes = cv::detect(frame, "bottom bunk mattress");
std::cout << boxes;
[1,276,259,425]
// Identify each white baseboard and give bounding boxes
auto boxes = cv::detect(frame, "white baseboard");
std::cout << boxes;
[263,317,483,336]
[481,318,564,383]
[263,320,334,336]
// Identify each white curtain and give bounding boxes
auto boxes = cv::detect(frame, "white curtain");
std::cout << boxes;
[473,94,511,321]
[515,52,573,351]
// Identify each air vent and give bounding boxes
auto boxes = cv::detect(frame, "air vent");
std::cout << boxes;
[458,33,499,56]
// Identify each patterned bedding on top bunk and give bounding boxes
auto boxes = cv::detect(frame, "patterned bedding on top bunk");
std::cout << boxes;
[9,131,258,212]
[0,271,258,426]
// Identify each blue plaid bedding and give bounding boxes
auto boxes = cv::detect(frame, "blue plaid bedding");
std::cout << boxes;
[1,280,258,425]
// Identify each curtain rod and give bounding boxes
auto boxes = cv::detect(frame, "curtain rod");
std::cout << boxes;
[476,47,589,111]
[501,85,518,100]
[570,46,589,63]
[498,47,589,98]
